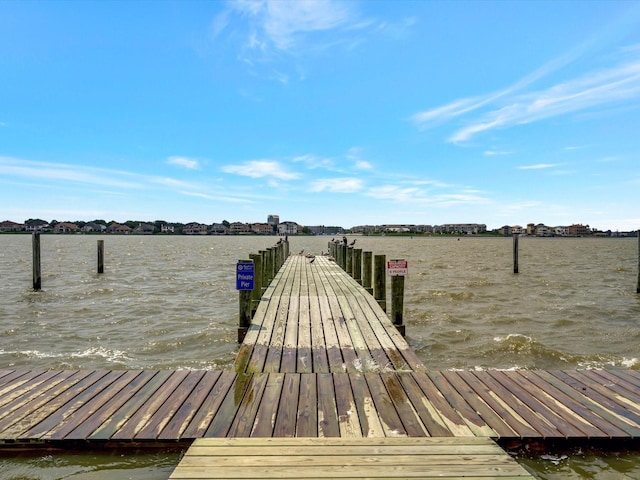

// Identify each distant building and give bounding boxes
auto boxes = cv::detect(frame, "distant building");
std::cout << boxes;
[54,222,79,234]
[434,223,487,235]
[229,222,251,234]
[0,220,24,232]
[210,223,228,235]
[184,222,208,235]
[133,223,155,235]
[278,221,299,235]
[108,223,132,234]
[267,215,280,227]
[306,225,344,235]
[251,223,274,235]
[499,225,513,236]
[82,222,107,233]
[161,224,175,234]
[568,224,591,236]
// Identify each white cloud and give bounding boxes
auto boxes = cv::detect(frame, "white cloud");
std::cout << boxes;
[310,177,363,193]
[484,150,513,156]
[292,154,336,170]
[166,156,201,170]
[221,160,300,180]
[517,163,560,170]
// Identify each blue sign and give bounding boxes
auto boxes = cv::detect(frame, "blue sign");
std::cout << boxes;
[236,262,255,290]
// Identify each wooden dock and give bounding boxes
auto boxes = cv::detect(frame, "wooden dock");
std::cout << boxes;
[1,250,639,479]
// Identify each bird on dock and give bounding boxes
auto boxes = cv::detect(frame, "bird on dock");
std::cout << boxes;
[298,249,304,255]
[308,255,315,263]
[349,239,356,246]
[276,238,283,245]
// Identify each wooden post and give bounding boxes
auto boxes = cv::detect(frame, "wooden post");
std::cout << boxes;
[238,259,253,343]
[353,248,362,284]
[374,254,386,312]
[249,253,262,318]
[637,230,640,294]
[97,240,104,274]
[32,232,41,290]
[346,247,353,277]
[513,234,519,274]
[391,275,405,336]
[341,244,347,270]
[260,250,268,294]
[363,251,373,294]
[267,247,275,282]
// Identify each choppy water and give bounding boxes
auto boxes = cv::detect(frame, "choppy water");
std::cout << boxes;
[1,234,639,479]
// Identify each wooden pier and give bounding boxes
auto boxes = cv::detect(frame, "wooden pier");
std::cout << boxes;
[1,248,639,479]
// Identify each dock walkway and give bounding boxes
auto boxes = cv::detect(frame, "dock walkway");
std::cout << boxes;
[1,250,638,479]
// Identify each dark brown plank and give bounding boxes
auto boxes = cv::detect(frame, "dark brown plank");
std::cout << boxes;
[227,373,270,438]
[205,373,252,438]
[332,372,361,437]
[251,373,285,437]
[111,370,190,440]
[273,373,300,437]
[395,373,453,437]
[317,373,340,437]
[364,373,406,436]
[182,371,238,439]
[158,371,223,440]
[349,372,385,437]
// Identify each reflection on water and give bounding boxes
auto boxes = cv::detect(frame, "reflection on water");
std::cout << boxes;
[1,234,639,478]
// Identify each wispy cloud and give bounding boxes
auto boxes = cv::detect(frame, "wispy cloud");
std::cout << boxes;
[221,159,300,180]
[309,177,363,193]
[517,163,560,170]
[365,184,489,207]
[166,156,201,170]
[292,154,336,170]
[484,150,513,156]
[412,44,640,143]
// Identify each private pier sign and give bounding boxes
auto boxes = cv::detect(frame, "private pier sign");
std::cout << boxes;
[236,261,255,290]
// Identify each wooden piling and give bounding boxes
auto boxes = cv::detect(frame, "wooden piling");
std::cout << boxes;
[391,275,405,336]
[513,234,519,274]
[346,247,353,277]
[341,244,347,270]
[238,259,253,343]
[353,248,362,284]
[260,250,269,294]
[97,240,104,274]
[249,253,263,318]
[362,251,373,294]
[374,254,386,312]
[32,232,41,290]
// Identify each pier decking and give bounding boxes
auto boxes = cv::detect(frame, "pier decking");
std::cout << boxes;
[1,250,639,479]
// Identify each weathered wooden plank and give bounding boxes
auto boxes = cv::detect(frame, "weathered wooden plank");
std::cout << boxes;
[410,372,475,437]
[296,373,318,436]
[0,370,53,405]
[204,373,252,438]
[349,372,386,437]
[364,372,406,436]
[111,370,190,440]
[50,370,147,440]
[313,273,346,373]
[251,373,285,437]
[456,370,537,438]
[582,369,640,409]
[471,371,556,439]
[396,373,453,437]
[182,371,238,440]
[227,373,270,438]
[317,373,340,437]
[332,372,361,437]
[25,370,125,439]
[273,373,300,437]
[297,271,313,373]
[89,369,174,440]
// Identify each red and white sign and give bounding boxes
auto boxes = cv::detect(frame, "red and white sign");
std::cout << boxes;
[387,259,408,276]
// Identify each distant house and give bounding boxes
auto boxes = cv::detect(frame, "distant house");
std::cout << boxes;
[210,223,229,235]
[161,224,175,234]
[133,223,155,235]
[278,221,299,235]
[568,224,591,236]
[0,220,24,232]
[229,222,251,234]
[251,223,273,235]
[108,223,133,234]
[54,222,79,234]
[82,222,107,233]
[499,225,513,236]
[184,222,208,235]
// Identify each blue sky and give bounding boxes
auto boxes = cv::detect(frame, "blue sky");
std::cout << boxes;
[2,0,640,230]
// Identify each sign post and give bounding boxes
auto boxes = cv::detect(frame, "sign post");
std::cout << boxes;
[387,259,408,336]
[237,261,255,342]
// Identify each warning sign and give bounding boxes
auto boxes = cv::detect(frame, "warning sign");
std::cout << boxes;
[387,259,408,276]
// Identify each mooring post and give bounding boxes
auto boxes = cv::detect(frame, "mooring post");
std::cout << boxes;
[346,247,353,277]
[260,250,268,294]
[97,240,104,274]
[238,259,253,343]
[353,248,362,284]
[249,253,262,318]
[637,229,640,294]
[363,251,373,294]
[374,254,386,312]
[513,234,519,274]
[267,247,275,282]
[341,244,347,271]
[391,275,405,336]
[32,232,41,290]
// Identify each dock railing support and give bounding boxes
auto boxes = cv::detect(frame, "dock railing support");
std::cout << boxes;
[238,258,253,343]
[353,248,362,284]
[249,253,263,318]
[97,240,104,274]
[346,247,353,276]
[374,254,386,312]
[32,232,41,290]
[391,275,405,336]
[513,234,519,274]
[363,251,373,294]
